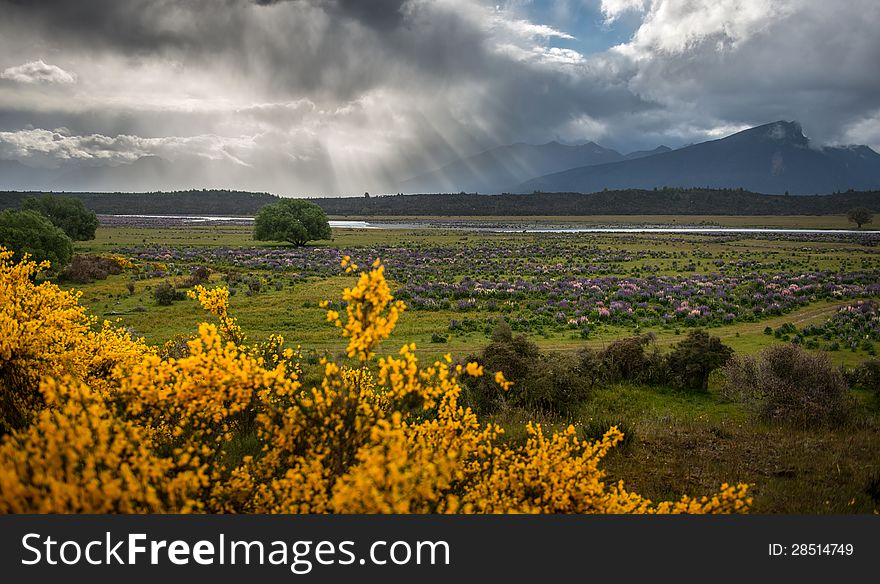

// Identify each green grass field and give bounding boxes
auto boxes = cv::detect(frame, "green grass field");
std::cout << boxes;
[64,220,880,513]
[70,223,879,365]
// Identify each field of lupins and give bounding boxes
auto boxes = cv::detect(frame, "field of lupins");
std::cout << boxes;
[4,221,879,513]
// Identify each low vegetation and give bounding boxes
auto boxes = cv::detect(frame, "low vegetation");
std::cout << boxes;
[4,219,876,514]
[0,248,751,513]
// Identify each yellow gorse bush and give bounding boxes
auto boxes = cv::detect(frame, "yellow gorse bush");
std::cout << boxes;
[0,247,751,514]
[0,248,150,434]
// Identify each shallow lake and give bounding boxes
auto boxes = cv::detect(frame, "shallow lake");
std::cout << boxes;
[109,214,880,235]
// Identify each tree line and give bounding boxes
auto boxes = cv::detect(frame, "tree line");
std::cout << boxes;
[2,188,879,217]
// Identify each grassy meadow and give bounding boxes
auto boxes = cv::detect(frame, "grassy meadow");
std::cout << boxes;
[65,219,880,513]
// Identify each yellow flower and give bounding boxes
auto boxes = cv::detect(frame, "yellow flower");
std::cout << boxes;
[465,362,484,377]
[494,371,513,391]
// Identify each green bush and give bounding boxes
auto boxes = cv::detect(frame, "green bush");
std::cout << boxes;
[599,333,664,384]
[462,321,590,416]
[0,209,73,271]
[853,358,880,402]
[22,195,99,241]
[510,352,591,415]
[153,281,186,306]
[665,330,734,392]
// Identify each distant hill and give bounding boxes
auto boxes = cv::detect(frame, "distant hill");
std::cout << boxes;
[398,141,628,194]
[514,121,880,195]
[312,189,880,217]
[0,190,279,216]
[2,188,878,218]
[624,145,672,160]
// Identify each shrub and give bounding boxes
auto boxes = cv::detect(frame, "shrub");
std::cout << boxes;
[463,323,591,416]
[153,281,185,306]
[719,354,762,405]
[185,266,210,287]
[0,209,73,271]
[600,333,663,384]
[577,347,604,392]
[665,330,734,392]
[246,277,262,294]
[722,344,853,427]
[21,195,99,241]
[59,254,125,283]
[512,352,591,415]
[853,358,880,401]
[461,321,541,414]
[0,247,148,437]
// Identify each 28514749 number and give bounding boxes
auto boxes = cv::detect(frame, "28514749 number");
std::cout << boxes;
[769,544,854,556]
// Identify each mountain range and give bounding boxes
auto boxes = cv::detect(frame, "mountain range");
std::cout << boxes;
[0,156,187,193]
[398,141,671,194]
[402,121,880,195]
[513,121,880,195]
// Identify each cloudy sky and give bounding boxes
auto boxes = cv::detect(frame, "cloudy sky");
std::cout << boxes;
[1,0,879,195]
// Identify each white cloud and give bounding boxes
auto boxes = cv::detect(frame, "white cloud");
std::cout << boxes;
[601,0,648,23]
[492,16,575,41]
[1,60,77,84]
[0,127,258,167]
[612,0,792,59]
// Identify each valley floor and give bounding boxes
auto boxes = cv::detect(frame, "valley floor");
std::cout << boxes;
[64,218,880,513]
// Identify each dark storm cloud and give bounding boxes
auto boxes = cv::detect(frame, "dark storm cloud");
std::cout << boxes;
[1,0,485,99]
[257,0,409,31]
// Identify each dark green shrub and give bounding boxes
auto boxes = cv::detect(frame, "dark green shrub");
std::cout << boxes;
[22,195,99,241]
[599,333,663,384]
[462,321,590,416]
[510,352,590,415]
[853,359,880,402]
[0,209,73,271]
[153,281,185,306]
[577,347,604,392]
[665,330,734,392]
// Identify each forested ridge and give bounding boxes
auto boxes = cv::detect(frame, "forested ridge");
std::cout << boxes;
[1,188,879,217]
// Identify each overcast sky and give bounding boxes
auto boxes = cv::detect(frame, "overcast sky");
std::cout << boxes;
[1,0,879,196]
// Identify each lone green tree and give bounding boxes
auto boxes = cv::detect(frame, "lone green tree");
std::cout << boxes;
[253,199,332,246]
[665,330,734,392]
[0,209,73,270]
[22,195,99,241]
[847,207,873,229]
